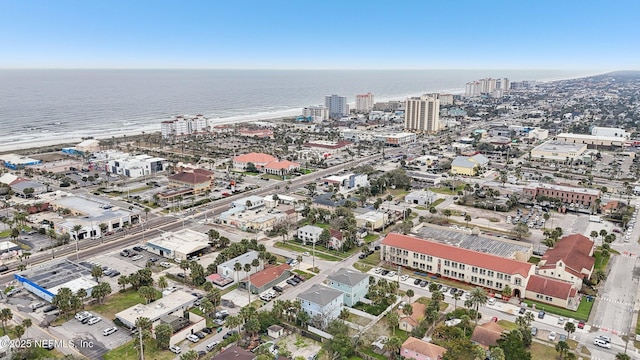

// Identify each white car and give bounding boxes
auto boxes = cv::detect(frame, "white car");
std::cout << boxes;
[387,271,396,277]
[170,345,181,354]
[487,297,496,305]
[400,275,409,281]
[87,317,102,325]
[187,334,200,343]
[131,255,143,261]
[75,311,90,320]
[373,268,382,274]
[159,262,172,268]
[594,338,611,348]
[548,331,557,341]
[103,327,118,336]
[302,252,310,256]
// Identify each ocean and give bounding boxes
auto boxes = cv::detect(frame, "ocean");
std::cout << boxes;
[0,69,598,150]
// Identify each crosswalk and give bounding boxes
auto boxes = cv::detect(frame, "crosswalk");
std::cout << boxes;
[598,296,634,307]
[589,323,628,337]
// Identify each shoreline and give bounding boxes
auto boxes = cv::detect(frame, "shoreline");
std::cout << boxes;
[0,72,604,154]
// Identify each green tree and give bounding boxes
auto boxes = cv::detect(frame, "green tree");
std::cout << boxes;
[138,286,157,304]
[469,287,488,325]
[502,284,513,298]
[564,321,575,338]
[339,308,350,321]
[21,318,32,338]
[489,347,506,360]
[592,269,607,284]
[0,308,12,333]
[179,260,190,283]
[383,336,403,360]
[14,324,25,340]
[441,338,484,360]
[386,311,399,335]
[90,265,103,282]
[406,289,414,303]
[616,353,632,360]
[555,340,570,358]
[154,323,173,349]
[157,275,168,290]
[512,222,531,240]
[497,330,531,360]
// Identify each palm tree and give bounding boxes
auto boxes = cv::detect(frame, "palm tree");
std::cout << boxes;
[453,291,461,309]
[0,308,12,333]
[555,340,570,358]
[386,311,399,335]
[244,263,253,303]
[406,289,414,303]
[76,288,87,309]
[21,318,32,338]
[157,276,168,290]
[91,265,103,282]
[383,336,402,360]
[469,287,488,325]
[233,262,242,285]
[251,258,260,276]
[592,269,607,284]
[179,260,190,283]
[464,214,471,227]
[565,321,575,338]
[339,308,350,322]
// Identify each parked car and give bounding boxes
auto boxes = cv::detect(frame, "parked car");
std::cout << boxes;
[578,321,585,329]
[159,262,172,268]
[419,280,428,287]
[272,286,283,293]
[400,275,410,281]
[75,311,91,321]
[548,331,557,341]
[195,331,207,339]
[373,268,382,274]
[519,307,527,315]
[531,327,538,336]
[414,278,422,285]
[170,345,182,354]
[131,255,143,261]
[87,317,101,325]
[557,317,565,325]
[103,327,118,336]
[538,311,545,319]
[387,271,396,277]
[487,297,496,305]
[201,327,213,334]
[381,270,390,276]
[187,334,200,343]
[223,330,238,340]
[294,274,305,282]
[559,334,567,342]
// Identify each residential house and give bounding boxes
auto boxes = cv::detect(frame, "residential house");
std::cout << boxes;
[216,251,261,282]
[538,234,595,289]
[297,225,324,245]
[470,321,504,349]
[327,268,370,307]
[397,302,426,332]
[400,337,447,360]
[267,325,284,339]
[210,345,255,360]
[450,154,489,176]
[525,274,579,309]
[297,284,344,327]
[241,263,291,294]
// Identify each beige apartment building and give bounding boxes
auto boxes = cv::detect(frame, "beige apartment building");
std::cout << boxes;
[404,94,441,133]
[381,233,582,309]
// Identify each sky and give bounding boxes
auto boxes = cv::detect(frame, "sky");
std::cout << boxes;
[1,0,638,70]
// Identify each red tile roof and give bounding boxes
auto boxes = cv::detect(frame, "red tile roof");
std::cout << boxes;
[398,302,425,327]
[192,168,214,177]
[539,234,595,278]
[382,233,533,277]
[526,274,575,300]
[264,160,300,170]
[168,172,211,185]
[401,337,447,360]
[233,152,277,165]
[470,322,504,349]
[244,263,291,288]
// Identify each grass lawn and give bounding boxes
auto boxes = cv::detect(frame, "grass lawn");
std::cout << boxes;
[347,313,372,327]
[529,341,559,360]
[388,189,409,198]
[497,319,519,331]
[127,185,152,193]
[594,250,611,272]
[359,252,381,266]
[87,288,161,320]
[430,185,465,195]
[299,168,314,174]
[364,234,378,243]
[293,269,315,279]
[104,338,175,360]
[353,263,373,273]
[261,173,283,180]
[415,297,449,312]
[528,256,541,264]
[431,198,445,207]
[522,297,594,322]
[274,241,342,261]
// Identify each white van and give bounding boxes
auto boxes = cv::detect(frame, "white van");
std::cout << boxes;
[206,341,219,352]
[594,338,611,348]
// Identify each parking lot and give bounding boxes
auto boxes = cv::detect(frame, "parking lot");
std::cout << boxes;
[54,313,132,359]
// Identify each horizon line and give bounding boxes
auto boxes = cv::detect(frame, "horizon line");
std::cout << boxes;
[0,67,620,72]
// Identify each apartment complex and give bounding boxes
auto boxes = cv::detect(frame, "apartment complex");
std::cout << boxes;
[465,78,510,97]
[355,92,374,113]
[404,94,441,133]
[522,183,601,207]
[161,115,209,139]
[302,105,330,122]
[380,233,583,309]
[381,233,534,298]
[324,95,349,118]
